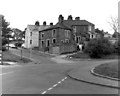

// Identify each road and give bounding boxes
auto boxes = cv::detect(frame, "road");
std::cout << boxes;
[1,48,119,94]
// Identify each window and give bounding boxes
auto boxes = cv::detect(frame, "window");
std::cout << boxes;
[52,29,56,37]
[65,39,69,43]
[52,38,56,44]
[84,27,86,31]
[76,37,79,43]
[73,26,76,33]
[61,40,64,43]
[41,33,44,39]
[41,40,44,48]
[88,26,92,31]
[46,39,50,47]
[78,36,81,41]
[65,30,70,37]
[76,36,81,43]
[30,32,32,36]
[30,40,32,44]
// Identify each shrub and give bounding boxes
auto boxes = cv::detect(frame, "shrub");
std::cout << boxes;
[15,42,22,47]
[84,38,114,58]
[2,38,8,46]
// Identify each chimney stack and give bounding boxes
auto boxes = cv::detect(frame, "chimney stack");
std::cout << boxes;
[75,17,80,20]
[35,21,40,26]
[43,21,46,26]
[58,14,64,22]
[50,22,53,26]
[67,15,73,20]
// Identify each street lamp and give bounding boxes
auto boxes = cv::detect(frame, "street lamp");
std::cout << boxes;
[0,15,3,65]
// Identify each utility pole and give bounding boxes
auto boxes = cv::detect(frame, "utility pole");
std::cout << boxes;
[0,15,3,65]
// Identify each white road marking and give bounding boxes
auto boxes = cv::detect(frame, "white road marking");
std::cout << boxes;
[0,71,14,75]
[41,77,67,94]
[53,84,58,87]
[41,91,47,94]
[57,81,61,84]
[47,87,53,91]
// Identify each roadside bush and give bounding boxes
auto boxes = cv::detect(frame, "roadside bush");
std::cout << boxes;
[2,38,8,46]
[15,42,22,47]
[84,38,114,58]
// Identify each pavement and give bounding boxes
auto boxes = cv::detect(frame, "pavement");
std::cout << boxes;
[67,61,119,89]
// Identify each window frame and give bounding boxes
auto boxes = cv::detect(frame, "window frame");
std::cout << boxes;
[46,39,50,47]
[30,40,32,44]
[41,33,44,39]
[52,38,56,44]
[52,29,56,37]
[30,32,32,36]
[65,39,69,43]
[73,26,76,33]
[41,40,44,48]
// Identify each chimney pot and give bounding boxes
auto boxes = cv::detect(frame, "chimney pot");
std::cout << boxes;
[50,22,53,26]
[43,21,46,26]
[35,21,40,26]
[75,17,80,20]
[68,15,73,20]
[58,14,64,22]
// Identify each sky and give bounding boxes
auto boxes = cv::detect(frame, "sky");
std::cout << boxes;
[0,0,119,34]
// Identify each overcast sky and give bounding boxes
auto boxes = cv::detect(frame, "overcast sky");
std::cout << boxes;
[0,0,119,34]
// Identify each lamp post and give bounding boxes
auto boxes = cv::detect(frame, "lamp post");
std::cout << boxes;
[0,15,3,65]
[30,32,32,59]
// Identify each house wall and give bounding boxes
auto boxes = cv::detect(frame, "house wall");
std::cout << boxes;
[49,44,77,54]
[39,28,74,53]
[24,29,30,48]
[25,29,39,48]
[31,31,39,47]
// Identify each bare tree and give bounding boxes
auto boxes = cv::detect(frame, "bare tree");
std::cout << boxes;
[108,16,118,33]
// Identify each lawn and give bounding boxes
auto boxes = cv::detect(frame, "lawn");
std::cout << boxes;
[2,51,32,63]
[93,62,119,79]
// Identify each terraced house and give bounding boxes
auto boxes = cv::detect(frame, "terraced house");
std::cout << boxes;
[39,15,96,54]
[24,21,52,48]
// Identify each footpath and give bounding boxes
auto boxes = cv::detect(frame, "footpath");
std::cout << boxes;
[67,59,119,89]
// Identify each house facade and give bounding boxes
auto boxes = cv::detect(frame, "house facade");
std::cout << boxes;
[39,21,76,54]
[65,16,95,43]
[24,21,51,48]
[39,15,95,54]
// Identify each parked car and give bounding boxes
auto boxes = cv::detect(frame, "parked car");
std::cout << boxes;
[21,43,25,48]
[2,46,7,51]
[5,44,17,49]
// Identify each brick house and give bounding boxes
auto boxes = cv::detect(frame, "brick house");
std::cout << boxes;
[39,20,76,54]
[39,15,95,54]
[61,15,96,44]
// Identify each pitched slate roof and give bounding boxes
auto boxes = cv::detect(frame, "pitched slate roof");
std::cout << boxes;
[39,19,94,32]
[39,22,71,32]
[62,20,94,27]
[27,25,50,31]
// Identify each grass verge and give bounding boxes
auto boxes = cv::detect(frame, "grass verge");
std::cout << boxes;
[69,52,118,59]
[3,51,32,63]
[93,62,119,79]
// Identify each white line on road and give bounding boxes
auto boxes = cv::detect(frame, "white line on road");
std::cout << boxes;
[41,77,67,94]
[0,71,14,75]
